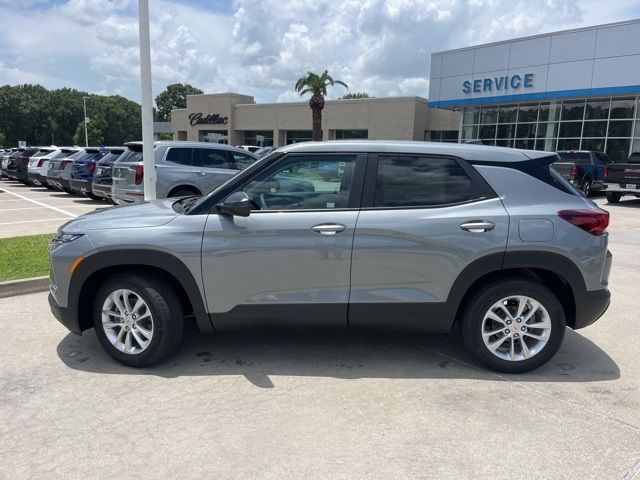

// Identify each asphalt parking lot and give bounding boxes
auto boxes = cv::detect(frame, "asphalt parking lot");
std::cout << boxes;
[1,187,640,479]
[0,180,108,238]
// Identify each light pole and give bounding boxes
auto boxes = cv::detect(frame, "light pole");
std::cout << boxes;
[82,96,89,147]
[138,0,156,201]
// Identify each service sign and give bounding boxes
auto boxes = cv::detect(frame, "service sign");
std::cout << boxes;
[463,73,534,94]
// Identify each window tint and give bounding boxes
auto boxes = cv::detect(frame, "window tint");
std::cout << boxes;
[558,151,590,163]
[231,151,257,170]
[243,155,356,211]
[373,156,472,207]
[197,149,233,169]
[165,148,192,166]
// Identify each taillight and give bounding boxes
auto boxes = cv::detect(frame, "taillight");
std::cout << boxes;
[570,164,577,178]
[603,165,609,181]
[38,158,48,167]
[87,161,96,174]
[134,164,144,185]
[558,209,609,236]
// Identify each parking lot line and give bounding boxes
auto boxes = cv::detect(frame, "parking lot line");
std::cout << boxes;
[0,218,72,226]
[0,187,77,218]
[0,207,52,212]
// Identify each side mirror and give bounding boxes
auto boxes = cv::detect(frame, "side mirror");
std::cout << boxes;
[216,191,251,217]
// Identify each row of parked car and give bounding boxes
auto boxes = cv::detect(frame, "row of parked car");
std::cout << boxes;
[0,142,276,203]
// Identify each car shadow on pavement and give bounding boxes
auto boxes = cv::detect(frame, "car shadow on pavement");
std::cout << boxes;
[57,327,619,387]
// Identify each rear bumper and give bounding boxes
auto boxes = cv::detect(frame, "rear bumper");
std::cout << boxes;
[573,288,611,330]
[112,187,144,204]
[48,292,82,335]
[603,182,640,194]
[91,182,112,198]
[28,172,47,185]
[69,179,90,194]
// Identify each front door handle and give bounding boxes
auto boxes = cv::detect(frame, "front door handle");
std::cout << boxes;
[459,220,496,233]
[199,170,207,176]
[311,223,347,235]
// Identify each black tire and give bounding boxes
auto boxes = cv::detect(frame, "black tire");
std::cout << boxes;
[169,188,200,198]
[87,192,102,201]
[461,278,566,373]
[606,192,621,204]
[93,273,184,367]
[63,187,76,195]
[581,178,592,196]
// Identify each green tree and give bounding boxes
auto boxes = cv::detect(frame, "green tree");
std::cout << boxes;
[155,83,203,121]
[340,92,371,99]
[295,71,348,141]
[0,131,6,147]
[73,120,103,146]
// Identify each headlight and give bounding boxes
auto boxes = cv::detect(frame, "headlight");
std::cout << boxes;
[50,232,84,248]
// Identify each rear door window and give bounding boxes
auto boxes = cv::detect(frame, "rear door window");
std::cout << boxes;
[229,151,257,170]
[165,148,193,167]
[558,151,591,164]
[373,156,473,207]
[197,148,234,169]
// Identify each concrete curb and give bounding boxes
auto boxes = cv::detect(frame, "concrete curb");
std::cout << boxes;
[0,276,49,299]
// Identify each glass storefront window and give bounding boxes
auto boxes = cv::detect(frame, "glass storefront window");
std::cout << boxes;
[539,102,561,122]
[243,130,274,146]
[608,120,633,138]
[561,100,585,121]
[536,122,558,139]
[478,125,496,140]
[335,129,368,139]
[585,99,610,120]
[516,123,536,138]
[514,139,536,149]
[495,139,513,147]
[582,138,606,151]
[462,125,477,140]
[606,138,631,162]
[498,105,518,123]
[583,121,608,138]
[285,130,313,144]
[557,138,581,151]
[497,124,516,139]
[463,108,479,125]
[635,119,640,137]
[558,121,582,138]
[479,107,498,124]
[610,98,635,119]
[517,104,538,123]
[632,139,640,154]
[535,138,556,151]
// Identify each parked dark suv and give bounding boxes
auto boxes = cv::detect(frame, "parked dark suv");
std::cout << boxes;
[49,141,611,373]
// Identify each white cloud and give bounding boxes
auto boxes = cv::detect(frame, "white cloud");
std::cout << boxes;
[0,0,638,104]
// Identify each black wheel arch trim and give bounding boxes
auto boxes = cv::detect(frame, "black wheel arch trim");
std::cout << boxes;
[69,249,213,333]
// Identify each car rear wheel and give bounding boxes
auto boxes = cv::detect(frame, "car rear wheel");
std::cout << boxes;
[93,273,184,367]
[606,192,621,204]
[461,278,565,373]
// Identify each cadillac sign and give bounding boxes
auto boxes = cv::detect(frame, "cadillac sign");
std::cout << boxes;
[189,112,228,126]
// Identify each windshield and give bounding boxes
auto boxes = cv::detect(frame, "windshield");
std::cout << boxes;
[558,151,590,164]
[115,149,143,163]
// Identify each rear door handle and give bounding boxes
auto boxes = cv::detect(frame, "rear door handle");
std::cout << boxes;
[311,223,347,235]
[459,220,496,233]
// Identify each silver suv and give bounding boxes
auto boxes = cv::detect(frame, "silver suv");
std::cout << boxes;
[48,141,612,372]
[111,141,258,204]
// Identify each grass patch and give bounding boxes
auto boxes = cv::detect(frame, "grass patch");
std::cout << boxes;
[0,234,54,282]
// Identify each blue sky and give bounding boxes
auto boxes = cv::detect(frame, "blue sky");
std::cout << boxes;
[1,0,639,104]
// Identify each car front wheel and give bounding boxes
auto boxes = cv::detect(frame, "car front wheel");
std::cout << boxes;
[461,278,565,373]
[93,273,184,367]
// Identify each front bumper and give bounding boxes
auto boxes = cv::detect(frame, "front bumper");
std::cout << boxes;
[573,288,611,329]
[49,292,82,335]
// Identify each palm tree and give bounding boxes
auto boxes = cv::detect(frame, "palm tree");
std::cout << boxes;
[295,70,348,141]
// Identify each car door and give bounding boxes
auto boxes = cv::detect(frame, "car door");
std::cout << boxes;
[194,148,239,194]
[349,154,509,331]
[157,147,196,196]
[201,153,366,330]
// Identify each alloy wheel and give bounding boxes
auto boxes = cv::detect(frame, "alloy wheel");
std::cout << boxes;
[481,295,552,361]
[101,289,154,355]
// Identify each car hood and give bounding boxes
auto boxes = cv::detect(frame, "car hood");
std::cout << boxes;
[60,199,179,232]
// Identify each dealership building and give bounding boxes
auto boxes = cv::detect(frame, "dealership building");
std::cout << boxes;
[428,19,640,162]
[171,93,459,146]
